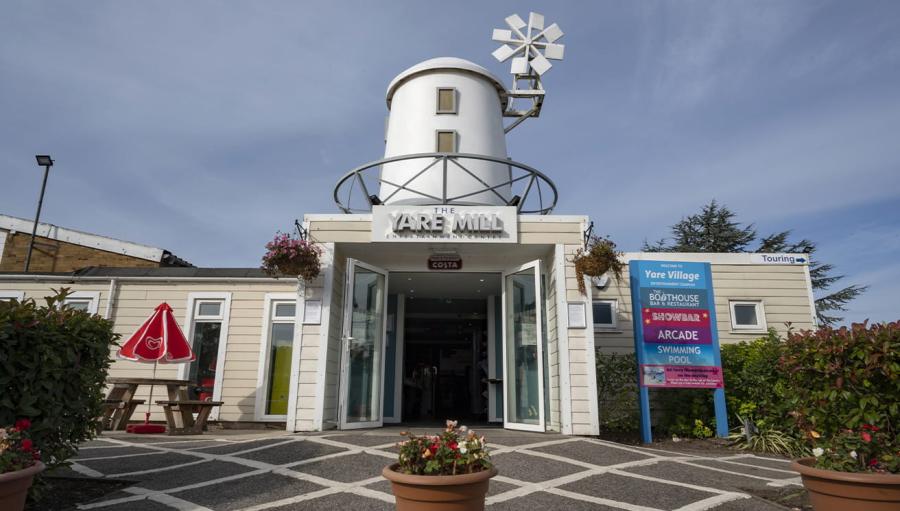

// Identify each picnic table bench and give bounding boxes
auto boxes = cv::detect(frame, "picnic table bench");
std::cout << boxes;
[104,377,192,431]
[155,400,224,435]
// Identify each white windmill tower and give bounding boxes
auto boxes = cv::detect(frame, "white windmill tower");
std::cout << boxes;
[334,12,565,213]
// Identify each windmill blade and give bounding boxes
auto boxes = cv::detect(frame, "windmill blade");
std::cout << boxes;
[510,56,529,74]
[528,12,545,34]
[529,53,552,75]
[492,44,518,62]
[543,43,565,60]
[492,29,517,43]
[505,14,526,31]
[541,23,564,43]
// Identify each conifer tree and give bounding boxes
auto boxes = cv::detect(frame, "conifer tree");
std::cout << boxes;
[643,200,866,325]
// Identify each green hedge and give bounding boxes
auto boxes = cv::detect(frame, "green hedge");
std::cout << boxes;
[595,322,900,444]
[0,289,118,469]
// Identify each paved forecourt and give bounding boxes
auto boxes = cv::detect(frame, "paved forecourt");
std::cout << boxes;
[66,428,804,511]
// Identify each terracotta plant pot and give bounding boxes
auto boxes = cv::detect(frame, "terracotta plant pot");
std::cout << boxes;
[791,457,900,511]
[382,463,498,511]
[0,462,45,511]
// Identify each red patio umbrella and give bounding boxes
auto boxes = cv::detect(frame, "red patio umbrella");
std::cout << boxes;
[117,302,195,433]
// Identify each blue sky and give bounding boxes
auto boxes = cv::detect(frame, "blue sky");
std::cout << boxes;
[1,1,898,324]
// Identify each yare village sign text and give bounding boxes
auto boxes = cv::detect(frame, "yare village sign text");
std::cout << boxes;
[371,206,518,243]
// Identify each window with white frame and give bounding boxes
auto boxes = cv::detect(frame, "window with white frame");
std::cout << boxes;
[63,291,100,314]
[436,87,457,114]
[0,291,25,302]
[436,130,457,152]
[730,300,767,331]
[261,299,296,417]
[188,298,227,400]
[592,300,617,330]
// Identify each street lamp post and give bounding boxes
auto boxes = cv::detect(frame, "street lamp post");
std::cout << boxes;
[24,155,54,272]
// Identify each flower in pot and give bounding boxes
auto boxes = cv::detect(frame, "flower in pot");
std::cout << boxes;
[572,235,623,295]
[383,420,497,511]
[261,231,323,283]
[0,419,45,511]
[791,425,900,510]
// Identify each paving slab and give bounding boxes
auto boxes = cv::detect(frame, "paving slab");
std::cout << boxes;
[78,452,200,475]
[172,473,325,510]
[530,438,655,466]
[488,490,623,511]
[558,472,718,510]
[188,437,294,455]
[234,439,349,465]
[323,433,404,447]
[87,498,175,511]
[624,460,780,492]
[491,451,587,483]
[289,452,393,483]
[110,459,256,491]
[74,445,162,459]
[729,456,795,471]
[270,492,394,510]
[689,458,798,480]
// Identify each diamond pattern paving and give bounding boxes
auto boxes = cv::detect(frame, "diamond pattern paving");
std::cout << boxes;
[72,430,803,511]
[172,473,325,510]
[559,472,718,510]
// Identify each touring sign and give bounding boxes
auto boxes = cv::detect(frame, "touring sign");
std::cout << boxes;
[630,260,728,443]
[372,205,517,243]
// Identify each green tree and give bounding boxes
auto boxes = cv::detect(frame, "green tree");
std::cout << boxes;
[644,200,866,325]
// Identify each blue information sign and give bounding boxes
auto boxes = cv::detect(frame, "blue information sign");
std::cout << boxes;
[629,260,729,443]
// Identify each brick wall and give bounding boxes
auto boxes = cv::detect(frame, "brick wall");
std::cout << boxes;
[0,232,159,272]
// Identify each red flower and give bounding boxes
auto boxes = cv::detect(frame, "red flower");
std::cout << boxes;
[861,431,872,443]
[869,458,879,467]
[449,442,459,451]
[429,443,440,454]
[861,424,880,432]
[14,418,31,431]
[21,439,33,452]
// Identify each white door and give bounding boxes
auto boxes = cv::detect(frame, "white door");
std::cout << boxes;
[502,260,546,432]
[339,259,389,430]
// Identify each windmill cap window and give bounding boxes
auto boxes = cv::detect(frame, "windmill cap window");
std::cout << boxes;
[436,88,457,114]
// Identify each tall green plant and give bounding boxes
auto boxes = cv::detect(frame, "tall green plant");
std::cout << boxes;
[595,353,639,432]
[780,321,899,442]
[0,289,118,469]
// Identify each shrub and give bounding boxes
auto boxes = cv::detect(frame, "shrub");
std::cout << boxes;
[780,321,899,472]
[0,289,118,469]
[595,353,640,432]
[394,420,491,475]
[719,329,794,432]
[780,321,899,443]
[573,235,624,295]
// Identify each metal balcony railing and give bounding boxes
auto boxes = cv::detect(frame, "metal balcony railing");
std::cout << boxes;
[332,152,558,214]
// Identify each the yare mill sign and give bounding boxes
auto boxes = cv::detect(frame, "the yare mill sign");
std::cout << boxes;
[372,206,517,243]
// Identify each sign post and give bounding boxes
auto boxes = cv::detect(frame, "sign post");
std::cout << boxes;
[629,260,728,444]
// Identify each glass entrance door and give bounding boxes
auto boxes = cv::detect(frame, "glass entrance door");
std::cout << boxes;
[502,260,546,432]
[339,259,389,429]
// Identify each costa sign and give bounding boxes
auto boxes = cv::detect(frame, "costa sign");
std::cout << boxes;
[428,254,463,270]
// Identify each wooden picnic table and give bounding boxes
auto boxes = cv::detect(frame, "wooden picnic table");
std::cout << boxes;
[104,377,192,431]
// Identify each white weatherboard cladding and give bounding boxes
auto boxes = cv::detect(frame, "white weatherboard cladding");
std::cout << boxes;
[380,66,511,206]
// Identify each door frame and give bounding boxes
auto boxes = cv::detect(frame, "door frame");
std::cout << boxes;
[501,260,546,432]
[338,258,390,430]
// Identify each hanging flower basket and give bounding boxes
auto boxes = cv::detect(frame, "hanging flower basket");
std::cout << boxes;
[261,232,322,282]
[572,235,624,295]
